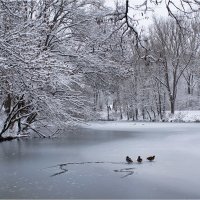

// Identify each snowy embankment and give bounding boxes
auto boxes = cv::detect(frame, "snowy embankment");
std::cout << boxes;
[165,110,200,122]
[83,120,200,132]
[98,109,200,123]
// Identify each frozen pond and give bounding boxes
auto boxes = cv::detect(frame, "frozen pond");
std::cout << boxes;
[1,122,200,199]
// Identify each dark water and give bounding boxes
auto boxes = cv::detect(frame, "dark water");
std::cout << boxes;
[1,122,200,199]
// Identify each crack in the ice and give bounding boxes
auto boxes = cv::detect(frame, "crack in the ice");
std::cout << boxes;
[48,161,135,178]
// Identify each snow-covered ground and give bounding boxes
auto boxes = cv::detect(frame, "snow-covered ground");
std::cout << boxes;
[165,110,200,122]
[98,109,200,122]
[83,120,200,131]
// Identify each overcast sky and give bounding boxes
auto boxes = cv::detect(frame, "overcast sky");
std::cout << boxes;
[105,0,169,29]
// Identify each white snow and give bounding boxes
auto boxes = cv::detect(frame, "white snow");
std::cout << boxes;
[97,109,200,123]
[83,120,200,132]
[165,110,200,122]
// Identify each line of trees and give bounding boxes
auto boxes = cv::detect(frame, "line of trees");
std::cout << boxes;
[1,0,200,138]
[90,6,200,121]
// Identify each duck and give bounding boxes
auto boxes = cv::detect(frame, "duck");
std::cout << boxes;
[126,156,133,163]
[137,156,142,163]
[147,155,155,161]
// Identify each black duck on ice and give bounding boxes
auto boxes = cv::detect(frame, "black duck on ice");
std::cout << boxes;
[147,155,155,161]
[137,156,142,163]
[126,156,133,163]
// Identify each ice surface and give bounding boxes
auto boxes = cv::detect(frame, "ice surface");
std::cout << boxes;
[0,122,200,198]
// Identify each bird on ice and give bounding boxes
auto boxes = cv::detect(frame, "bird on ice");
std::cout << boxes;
[137,156,142,163]
[147,155,155,161]
[126,156,133,163]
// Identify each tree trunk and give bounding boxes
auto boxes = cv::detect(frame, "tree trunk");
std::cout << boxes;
[135,108,138,120]
[93,90,98,111]
[186,74,194,95]
[151,107,156,121]
[4,94,12,114]
[170,100,175,114]
[17,119,21,135]
[146,108,152,121]
[132,113,135,121]
[127,112,129,120]
[187,83,193,95]
[142,109,145,120]
[126,106,129,120]
[120,107,123,120]
[107,105,110,121]
[158,93,162,119]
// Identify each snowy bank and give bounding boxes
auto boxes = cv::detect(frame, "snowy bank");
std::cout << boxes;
[97,109,200,123]
[83,120,200,132]
[164,110,200,122]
